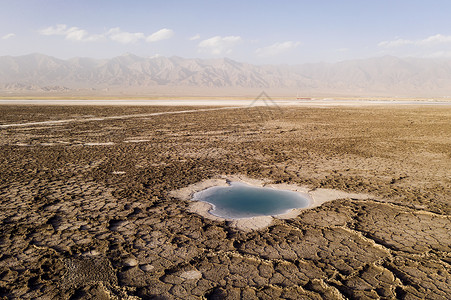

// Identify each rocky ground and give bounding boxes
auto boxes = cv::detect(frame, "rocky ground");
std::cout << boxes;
[0,104,449,299]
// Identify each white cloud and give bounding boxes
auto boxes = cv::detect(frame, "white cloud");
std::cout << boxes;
[146,28,174,42]
[189,34,201,41]
[106,27,145,44]
[66,28,102,42]
[1,33,15,40]
[38,24,102,42]
[38,24,174,44]
[256,41,301,57]
[379,34,451,48]
[378,38,413,48]
[39,24,68,36]
[198,35,241,55]
[418,34,451,46]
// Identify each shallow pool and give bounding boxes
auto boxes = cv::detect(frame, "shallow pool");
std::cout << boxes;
[192,182,310,218]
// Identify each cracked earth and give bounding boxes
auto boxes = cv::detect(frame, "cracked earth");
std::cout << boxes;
[0,104,450,299]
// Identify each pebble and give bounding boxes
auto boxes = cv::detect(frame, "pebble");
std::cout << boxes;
[123,257,138,267]
[180,270,202,280]
[139,264,154,272]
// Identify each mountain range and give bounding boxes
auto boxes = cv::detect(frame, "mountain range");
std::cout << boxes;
[1,53,451,97]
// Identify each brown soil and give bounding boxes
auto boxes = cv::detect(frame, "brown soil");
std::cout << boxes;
[0,104,449,299]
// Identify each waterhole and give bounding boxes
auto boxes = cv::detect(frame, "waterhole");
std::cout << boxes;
[192,182,310,219]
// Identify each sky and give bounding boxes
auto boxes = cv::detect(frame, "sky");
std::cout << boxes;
[1,0,451,64]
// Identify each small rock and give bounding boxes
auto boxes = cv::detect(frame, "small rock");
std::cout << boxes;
[82,250,101,256]
[180,270,202,280]
[124,257,138,267]
[139,264,154,272]
[112,171,126,175]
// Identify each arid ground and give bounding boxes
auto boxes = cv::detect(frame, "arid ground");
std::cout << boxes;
[0,103,450,299]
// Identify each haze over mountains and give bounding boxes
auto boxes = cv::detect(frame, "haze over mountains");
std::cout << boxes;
[1,53,451,97]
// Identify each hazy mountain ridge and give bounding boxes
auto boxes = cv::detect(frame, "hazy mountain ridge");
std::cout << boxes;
[1,53,451,96]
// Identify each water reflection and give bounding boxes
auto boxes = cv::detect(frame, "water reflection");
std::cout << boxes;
[192,182,309,219]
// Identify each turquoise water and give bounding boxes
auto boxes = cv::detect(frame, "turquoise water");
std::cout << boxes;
[193,182,310,219]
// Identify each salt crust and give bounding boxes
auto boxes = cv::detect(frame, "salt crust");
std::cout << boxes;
[170,175,374,232]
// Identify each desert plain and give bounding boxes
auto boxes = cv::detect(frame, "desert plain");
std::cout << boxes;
[0,100,450,299]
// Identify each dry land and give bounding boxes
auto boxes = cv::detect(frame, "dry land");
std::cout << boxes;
[0,103,450,299]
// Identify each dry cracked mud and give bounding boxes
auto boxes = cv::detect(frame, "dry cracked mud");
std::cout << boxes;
[0,104,450,299]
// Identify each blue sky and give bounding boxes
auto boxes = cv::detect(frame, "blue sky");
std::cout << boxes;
[1,0,451,64]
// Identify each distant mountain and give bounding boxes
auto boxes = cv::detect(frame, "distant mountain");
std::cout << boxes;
[1,53,451,97]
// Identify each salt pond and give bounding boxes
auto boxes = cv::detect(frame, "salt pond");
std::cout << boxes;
[192,182,310,219]
[171,175,373,231]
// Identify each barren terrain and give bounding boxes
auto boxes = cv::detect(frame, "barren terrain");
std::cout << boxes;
[0,103,450,299]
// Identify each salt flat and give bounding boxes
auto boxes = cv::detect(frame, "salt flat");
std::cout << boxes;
[0,104,449,299]
[1,98,451,107]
